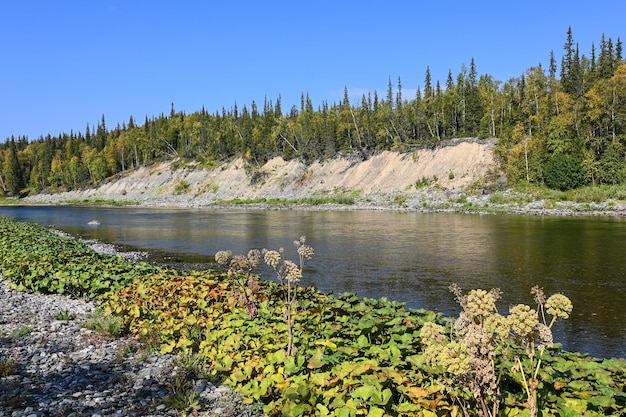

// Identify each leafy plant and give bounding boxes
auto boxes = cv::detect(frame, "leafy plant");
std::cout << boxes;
[175,352,213,380]
[392,192,407,207]
[415,176,434,189]
[263,236,314,357]
[214,249,263,318]
[421,285,574,417]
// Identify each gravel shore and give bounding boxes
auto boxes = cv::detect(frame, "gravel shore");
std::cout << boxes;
[0,240,262,417]
[20,187,626,217]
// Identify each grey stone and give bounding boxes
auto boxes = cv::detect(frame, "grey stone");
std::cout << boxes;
[0,280,260,417]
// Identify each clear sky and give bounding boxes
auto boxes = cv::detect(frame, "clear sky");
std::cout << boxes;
[1,1,625,141]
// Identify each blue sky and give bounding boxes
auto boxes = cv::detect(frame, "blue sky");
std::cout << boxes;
[1,1,625,141]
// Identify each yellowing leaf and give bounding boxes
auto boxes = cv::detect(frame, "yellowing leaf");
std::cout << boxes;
[315,340,337,350]
[130,304,140,318]
[160,340,175,354]
[176,336,193,349]
[184,314,197,326]
[308,349,325,369]
[405,386,429,399]
[315,403,330,416]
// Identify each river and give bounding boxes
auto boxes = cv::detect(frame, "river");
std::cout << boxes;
[0,205,624,359]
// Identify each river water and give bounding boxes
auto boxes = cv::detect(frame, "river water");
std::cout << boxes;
[1,206,624,359]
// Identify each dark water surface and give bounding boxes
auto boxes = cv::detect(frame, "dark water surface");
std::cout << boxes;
[1,206,624,359]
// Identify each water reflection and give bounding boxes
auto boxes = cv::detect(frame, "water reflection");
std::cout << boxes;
[0,206,624,358]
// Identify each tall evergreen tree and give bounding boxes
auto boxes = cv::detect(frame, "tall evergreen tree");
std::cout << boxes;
[465,58,482,136]
[424,66,433,98]
[549,50,557,79]
[2,139,23,196]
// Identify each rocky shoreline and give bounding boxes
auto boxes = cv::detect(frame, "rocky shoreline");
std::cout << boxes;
[0,240,262,417]
[20,188,626,218]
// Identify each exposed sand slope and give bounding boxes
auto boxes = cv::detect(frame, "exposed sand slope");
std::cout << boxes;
[25,139,499,206]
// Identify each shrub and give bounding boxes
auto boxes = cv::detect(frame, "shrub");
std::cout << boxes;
[544,154,586,191]
[173,178,190,194]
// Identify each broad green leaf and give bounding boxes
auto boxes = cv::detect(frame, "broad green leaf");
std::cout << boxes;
[368,406,385,417]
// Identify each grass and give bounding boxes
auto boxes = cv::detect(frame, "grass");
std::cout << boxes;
[0,357,16,377]
[173,179,191,195]
[216,189,362,207]
[0,197,20,205]
[65,198,140,206]
[9,326,33,338]
[512,182,626,203]
[83,309,125,337]
[55,309,76,320]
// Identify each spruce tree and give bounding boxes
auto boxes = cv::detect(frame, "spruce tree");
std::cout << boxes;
[2,140,23,196]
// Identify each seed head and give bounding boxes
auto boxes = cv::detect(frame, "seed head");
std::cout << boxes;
[454,312,473,337]
[214,250,232,265]
[420,321,447,346]
[508,304,539,338]
[247,249,261,268]
[439,341,472,376]
[229,254,250,274]
[263,250,282,269]
[463,323,493,357]
[466,289,497,319]
[283,260,302,283]
[545,293,573,320]
[531,285,546,306]
[483,313,510,339]
[536,323,553,347]
[297,244,315,260]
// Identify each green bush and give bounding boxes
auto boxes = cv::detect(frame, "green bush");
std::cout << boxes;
[544,154,586,191]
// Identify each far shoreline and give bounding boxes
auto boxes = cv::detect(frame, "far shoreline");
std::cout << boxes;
[6,190,626,219]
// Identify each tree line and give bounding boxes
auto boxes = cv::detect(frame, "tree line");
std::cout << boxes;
[1,27,624,196]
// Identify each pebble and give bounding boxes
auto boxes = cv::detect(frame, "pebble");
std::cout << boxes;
[0,279,263,416]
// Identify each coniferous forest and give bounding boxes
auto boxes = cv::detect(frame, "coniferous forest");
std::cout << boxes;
[1,28,625,197]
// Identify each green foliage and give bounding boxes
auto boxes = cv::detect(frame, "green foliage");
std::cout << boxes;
[99,264,626,416]
[415,176,434,189]
[65,198,141,206]
[544,154,586,191]
[55,309,76,320]
[1,215,624,416]
[2,30,626,197]
[162,372,202,413]
[392,192,407,207]
[102,271,444,416]
[9,326,33,338]
[173,178,191,194]
[0,216,161,298]
[0,357,16,377]
[83,309,125,337]
[217,189,361,207]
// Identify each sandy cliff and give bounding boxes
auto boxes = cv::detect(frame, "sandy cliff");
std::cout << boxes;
[24,139,499,207]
